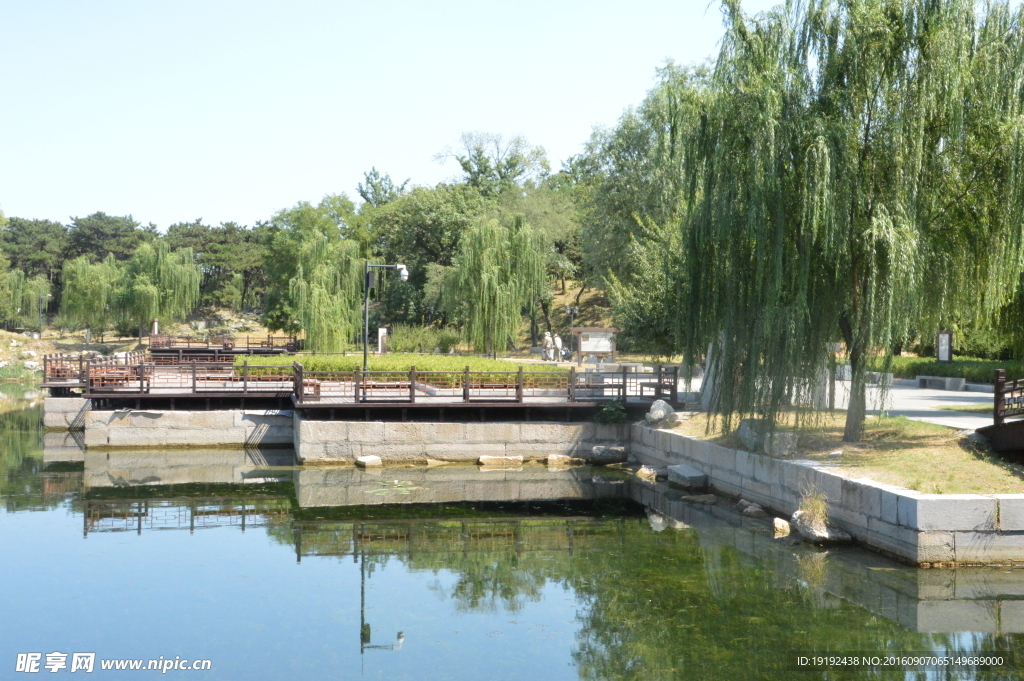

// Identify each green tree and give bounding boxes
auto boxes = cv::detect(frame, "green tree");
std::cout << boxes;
[261,197,356,334]
[65,212,154,262]
[59,255,120,342]
[573,64,708,285]
[672,0,1024,441]
[442,216,546,354]
[115,241,200,337]
[0,218,68,282]
[366,184,489,323]
[357,168,409,208]
[165,221,267,310]
[4,270,51,331]
[437,132,549,197]
[289,233,362,352]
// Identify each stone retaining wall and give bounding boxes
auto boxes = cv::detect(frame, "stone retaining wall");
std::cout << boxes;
[631,424,1024,566]
[82,409,294,449]
[294,416,628,463]
[43,397,90,429]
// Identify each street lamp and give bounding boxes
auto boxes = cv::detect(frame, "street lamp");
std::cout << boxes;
[565,305,579,359]
[363,261,408,371]
[38,294,52,336]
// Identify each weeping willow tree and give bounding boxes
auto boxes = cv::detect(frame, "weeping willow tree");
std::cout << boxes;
[60,254,121,342]
[660,0,1024,441]
[288,234,362,352]
[3,270,52,330]
[443,216,547,355]
[116,241,201,338]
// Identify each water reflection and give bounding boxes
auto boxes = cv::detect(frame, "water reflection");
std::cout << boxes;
[3,400,1024,678]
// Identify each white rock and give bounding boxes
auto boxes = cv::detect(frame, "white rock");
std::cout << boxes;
[791,509,852,544]
[478,455,523,466]
[355,455,383,468]
[827,450,843,458]
[546,454,584,466]
[20,350,37,358]
[22,361,40,370]
[589,445,628,465]
[742,503,768,518]
[773,518,791,537]
[425,459,450,467]
[0,361,8,369]
[636,465,659,480]
[645,399,678,427]
[737,498,752,510]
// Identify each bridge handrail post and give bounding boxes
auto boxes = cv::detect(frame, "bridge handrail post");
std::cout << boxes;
[996,369,1006,426]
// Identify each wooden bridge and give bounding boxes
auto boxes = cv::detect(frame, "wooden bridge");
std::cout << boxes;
[42,352,680,410]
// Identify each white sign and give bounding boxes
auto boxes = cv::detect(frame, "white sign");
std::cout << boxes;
[579,331,614,353]
[937,331,953,362]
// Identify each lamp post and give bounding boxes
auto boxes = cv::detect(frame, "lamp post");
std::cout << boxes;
[565,305,579,360]
[363,261,408,371]
[38,293,52,336]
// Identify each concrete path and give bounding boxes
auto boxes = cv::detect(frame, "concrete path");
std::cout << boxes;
[834,381,995,431]
[680,375,998,431]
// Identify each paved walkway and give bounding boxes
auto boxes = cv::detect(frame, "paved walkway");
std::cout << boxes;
[505,359,1001,431]
[677,375,997,431]
[838,382,994,431]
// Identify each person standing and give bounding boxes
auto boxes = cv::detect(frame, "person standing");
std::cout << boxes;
[542,332,554,361]
[553,334,563,362]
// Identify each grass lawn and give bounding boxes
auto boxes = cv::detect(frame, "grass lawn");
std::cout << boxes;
[673,411,1024,495]
[932,403,994,414]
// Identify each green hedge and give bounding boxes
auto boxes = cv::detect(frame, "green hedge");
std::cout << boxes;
[233,353,563,373]
[873,356,1024,384]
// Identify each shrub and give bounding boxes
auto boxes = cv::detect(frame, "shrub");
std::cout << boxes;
[872,356,1024,384]
[234,353,563,373]
[593,402,631,424]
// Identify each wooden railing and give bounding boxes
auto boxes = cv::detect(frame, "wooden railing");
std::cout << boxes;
[149,334,297,352]
[46,353,678,404]
[993,369,1024,425]
[84,358,293,395]
[293,365,678,405]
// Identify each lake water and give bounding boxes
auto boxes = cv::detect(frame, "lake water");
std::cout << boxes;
[4,398,1024,680]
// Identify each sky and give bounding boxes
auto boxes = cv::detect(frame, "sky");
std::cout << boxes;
[0,0,778,229]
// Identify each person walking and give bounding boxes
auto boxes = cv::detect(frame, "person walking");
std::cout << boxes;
[542,332,554,361]
[553,334,563,362]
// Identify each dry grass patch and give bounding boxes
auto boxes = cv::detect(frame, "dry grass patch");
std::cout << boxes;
[671,410,1024,494]
[932,403,993,414]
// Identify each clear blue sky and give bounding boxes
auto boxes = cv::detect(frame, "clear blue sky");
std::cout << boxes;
[1,0,778,229]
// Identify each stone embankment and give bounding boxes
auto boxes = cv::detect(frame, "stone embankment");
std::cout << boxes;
[630,423,1024,566]
[294,416,627,463]
[44,398,629,464]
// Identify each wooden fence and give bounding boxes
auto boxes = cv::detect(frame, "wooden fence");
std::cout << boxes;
[44,352,678,404]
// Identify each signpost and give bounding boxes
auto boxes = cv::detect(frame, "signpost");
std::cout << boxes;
[937,330,953,363]
[570,327,618,366]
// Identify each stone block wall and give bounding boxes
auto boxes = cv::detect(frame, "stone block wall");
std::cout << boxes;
[43,397,90,429]
[83,409,294,449]
[294,416,628,463]
[631,424,1024,565]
